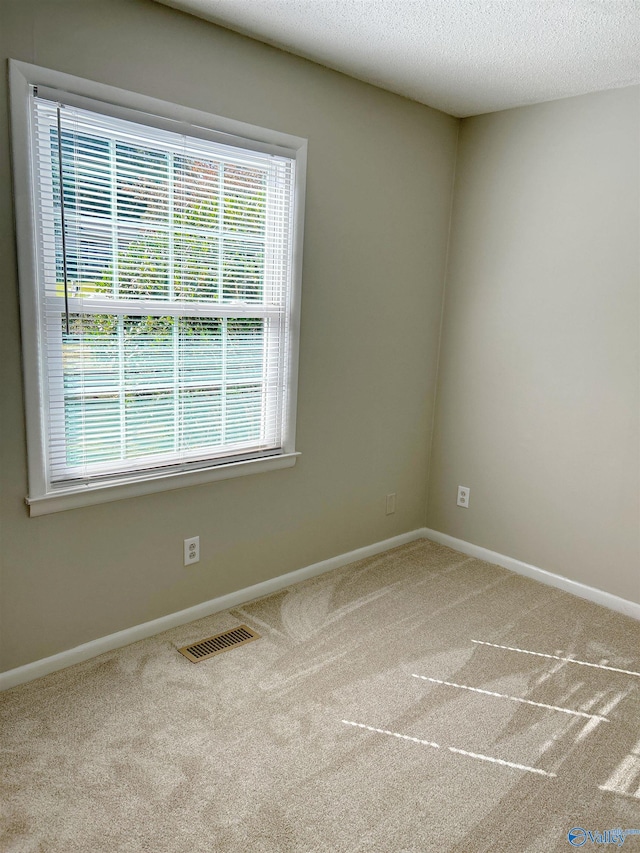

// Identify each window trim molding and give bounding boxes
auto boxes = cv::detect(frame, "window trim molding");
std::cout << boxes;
[9,60,307,516]
[25,453,301,517]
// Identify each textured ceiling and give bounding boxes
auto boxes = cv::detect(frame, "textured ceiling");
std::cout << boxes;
[153,0,640,117]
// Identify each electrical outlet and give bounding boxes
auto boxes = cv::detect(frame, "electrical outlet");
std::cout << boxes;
[184,536,200,566]
[457,486,470,508]
[386,493,396,515]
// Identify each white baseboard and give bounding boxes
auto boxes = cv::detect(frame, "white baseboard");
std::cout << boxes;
[421,527,640,621]
[0,529,423,691]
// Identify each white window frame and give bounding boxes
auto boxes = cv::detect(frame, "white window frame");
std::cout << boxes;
[9,60,306,516]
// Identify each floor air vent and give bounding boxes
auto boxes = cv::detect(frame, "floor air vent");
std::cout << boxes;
[178,625,260,663]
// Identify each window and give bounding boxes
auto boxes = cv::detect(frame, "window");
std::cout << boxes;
[10,62,306,515]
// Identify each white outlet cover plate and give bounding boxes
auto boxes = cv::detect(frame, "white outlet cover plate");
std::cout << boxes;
[457,486,470,508]
[184,536,200,565]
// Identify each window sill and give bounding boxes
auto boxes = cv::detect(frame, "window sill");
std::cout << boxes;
[26,452,300,516]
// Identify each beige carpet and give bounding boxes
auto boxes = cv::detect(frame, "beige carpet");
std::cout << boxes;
[2,539,639,852]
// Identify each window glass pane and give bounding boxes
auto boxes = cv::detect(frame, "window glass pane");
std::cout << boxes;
[62,314,121,466]
[63,313,119,394]
[60,313,270,464]
[55,129,111,217]
[227,318,264,381]
[123,315,173,388]
[223,240,264,302]
[174,233,219,301]
[178,317,222,383]
[116,143,168,223]
[65,395,121,466]
[180,388,222,450]
[174,155,219,230]
[52,128,111,295]
[125,390,175,458]
[223,165,266,236]
[116,228,170,300]
[226,385,262,444]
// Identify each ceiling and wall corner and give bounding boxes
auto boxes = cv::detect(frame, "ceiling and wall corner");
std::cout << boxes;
[152,0,640,116]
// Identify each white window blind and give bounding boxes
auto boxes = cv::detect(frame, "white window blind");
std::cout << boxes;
[30,91,297,491]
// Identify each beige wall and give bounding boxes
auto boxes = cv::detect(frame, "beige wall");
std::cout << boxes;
[0,0,458,670]
[428,88,640,604]
[2,1,637,676]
